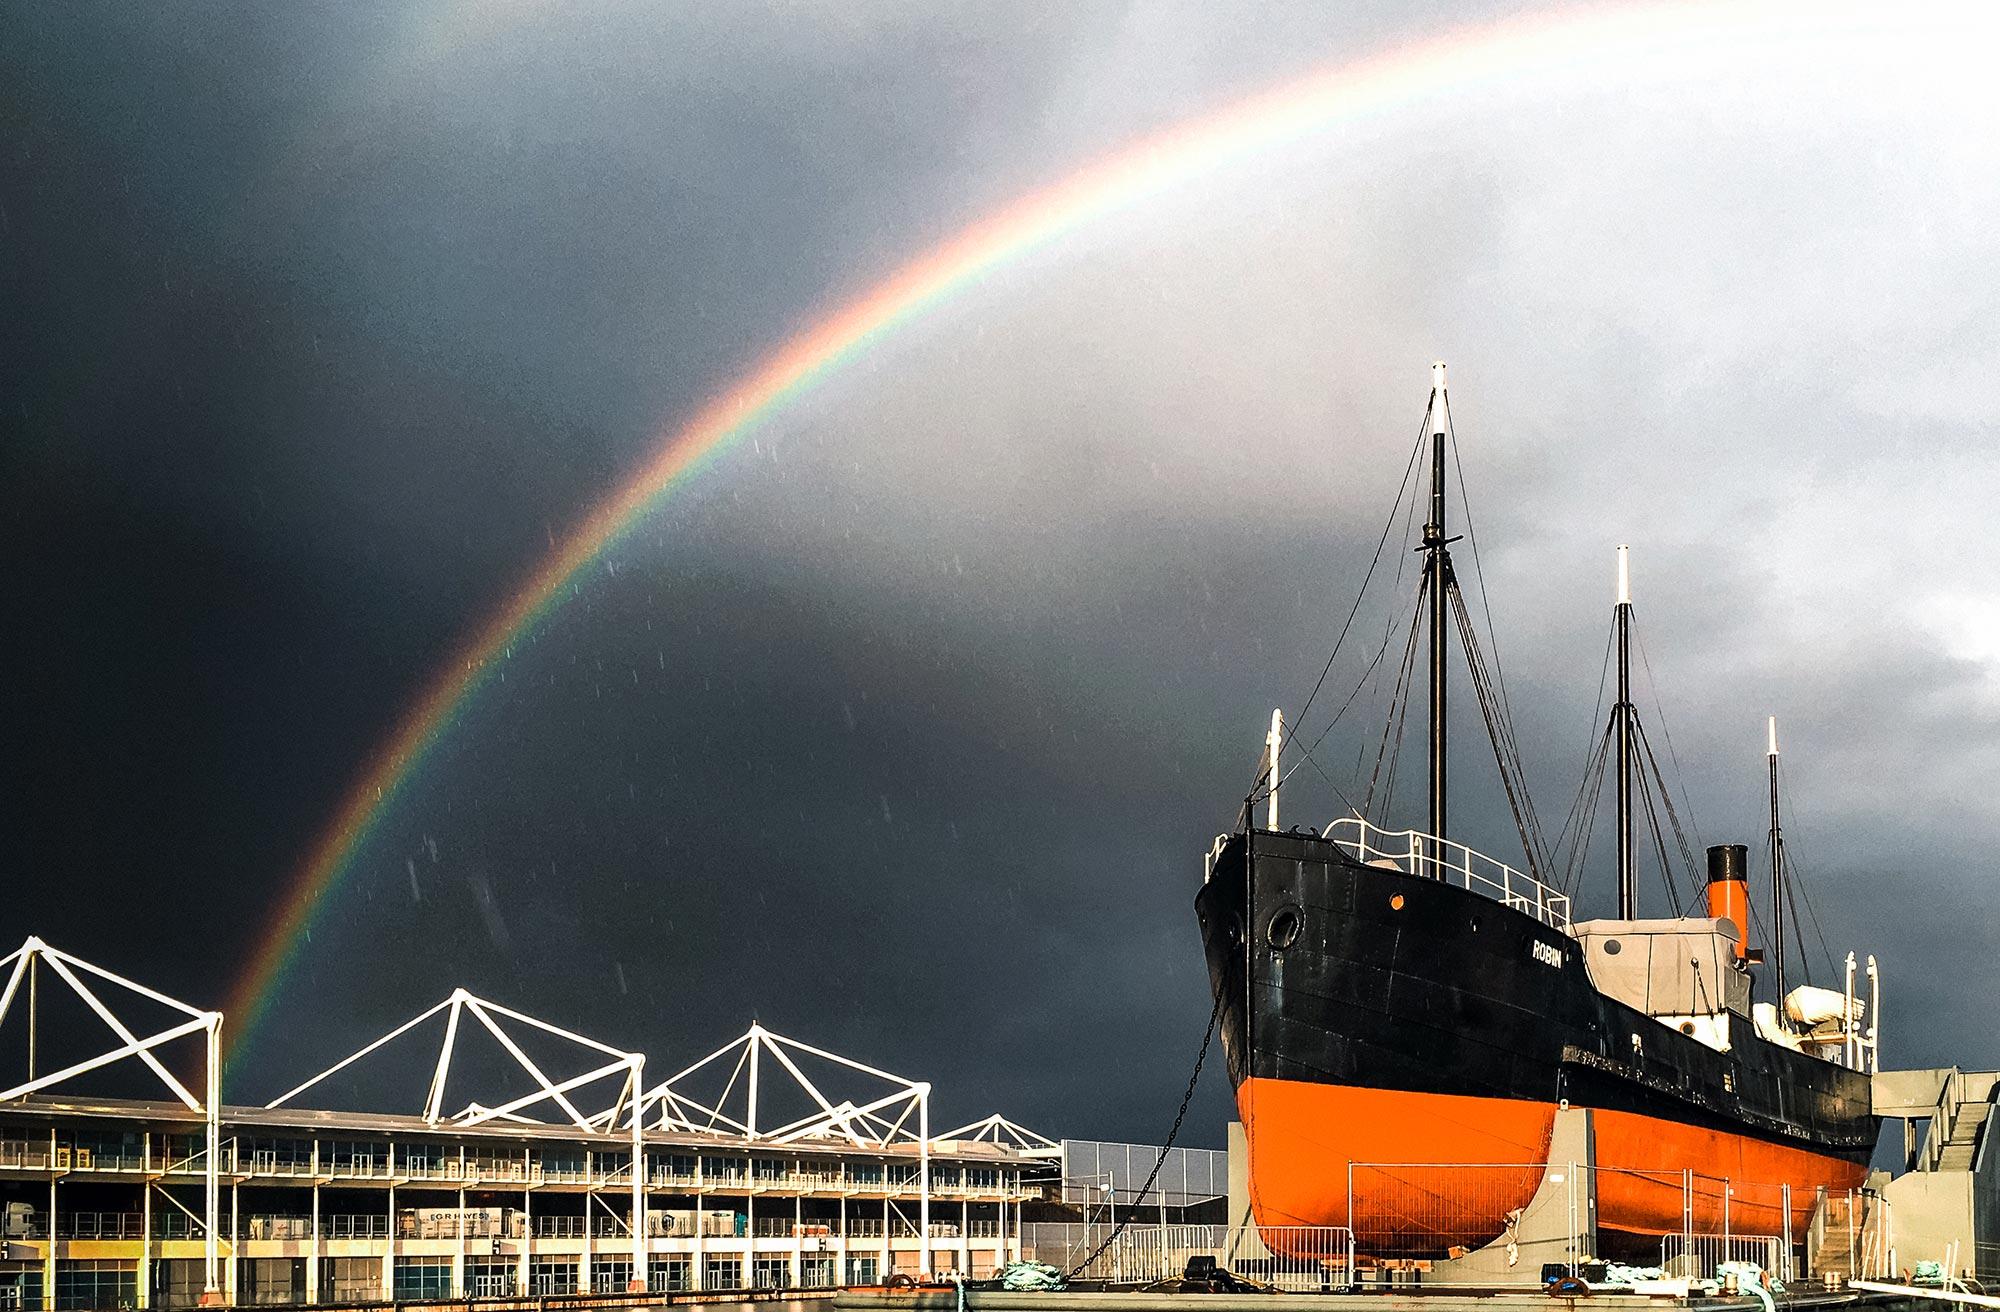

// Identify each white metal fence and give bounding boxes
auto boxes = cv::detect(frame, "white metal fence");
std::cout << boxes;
[1028,1171,1894,1289]
[1663,1233,1789,1280]
[1019,1223,1353,1289]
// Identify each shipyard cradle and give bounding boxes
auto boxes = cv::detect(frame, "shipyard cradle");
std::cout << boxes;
[1195,364,1879,1256]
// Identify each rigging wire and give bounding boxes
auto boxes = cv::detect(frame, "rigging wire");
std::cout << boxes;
[1632,750,1683,913]
[1550,628,1617,895]
[1449,582,1552,879]
[1248,415,1431,825]
[1633,717,1704,907]
[1777,764,1842,983]
[1445,406,1528,761]
[1631,618,1707,853]
[1364,575,1431,824]
[1286,419,1431,738]
[1554,719,1615,897]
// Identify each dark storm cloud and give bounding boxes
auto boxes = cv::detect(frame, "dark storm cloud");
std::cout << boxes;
[6,0,1998,1151]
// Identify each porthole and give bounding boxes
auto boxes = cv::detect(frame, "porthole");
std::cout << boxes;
[1604,938,1623,955]
[1223,914,1243,950]
[1389,894,1406,912]
[1680,1021,1697,1037]
[1267,906,1302,950]
[1469,916,1481,933]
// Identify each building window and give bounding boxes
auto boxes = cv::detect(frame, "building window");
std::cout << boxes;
[3,1265,48,1312]
[392,1258,452,1301]
[800,1256,835,1288]
[590,1260,631,1294]
[245,1259,303,1305]
[845,1257,879,1287]
[464,1262,515,1298]
[322,1258,379,1302]
[700,1155,743,1184]
[528,1259,576,1296]
[152,1261,206,1310]
[751,1257,790,1289]
[55,1260,137,1310]
[649,1257,691,1293]
[702,1256,741,1291]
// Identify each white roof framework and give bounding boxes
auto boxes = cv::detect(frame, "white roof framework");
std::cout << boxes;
[937,1113,1061,1157]
[266,987,645,1133]
[625,1022,931,1149]
[0,935,224,1298]
[0,935,220,1108]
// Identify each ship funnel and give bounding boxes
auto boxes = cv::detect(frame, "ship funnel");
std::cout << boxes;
[1705,843,1751,958]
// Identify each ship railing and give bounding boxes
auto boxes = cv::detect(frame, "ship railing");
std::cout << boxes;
[1322,817,1571,931]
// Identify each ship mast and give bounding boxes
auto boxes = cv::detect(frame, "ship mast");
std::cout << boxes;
[1615,546,1636,918]
[1423,362,1454,860]
[1768,716,1786,1001]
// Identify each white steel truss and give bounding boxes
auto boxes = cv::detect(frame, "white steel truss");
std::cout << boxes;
[626,1022,933,1247]
[265,987,648,1288]
[0,936,223,1300]
[938,1113,1062,1157]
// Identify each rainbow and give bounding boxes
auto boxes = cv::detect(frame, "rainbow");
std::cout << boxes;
[222,1,1892,1064]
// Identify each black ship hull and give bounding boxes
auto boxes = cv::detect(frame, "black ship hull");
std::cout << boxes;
[1195,828,1877,1247]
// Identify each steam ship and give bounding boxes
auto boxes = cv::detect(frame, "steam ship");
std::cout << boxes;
[1194,365,1880,1255]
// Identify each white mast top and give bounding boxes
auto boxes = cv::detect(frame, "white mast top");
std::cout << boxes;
[1768,715,1779,758]
[1616,544,1631,606]
[1266,708,1284,830]
[1430,361,1449,437]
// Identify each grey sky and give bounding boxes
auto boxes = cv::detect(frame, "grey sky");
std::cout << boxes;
[5,1,1996,1143]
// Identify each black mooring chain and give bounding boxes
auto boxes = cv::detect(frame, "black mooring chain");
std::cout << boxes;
[1062,993,1224,1282]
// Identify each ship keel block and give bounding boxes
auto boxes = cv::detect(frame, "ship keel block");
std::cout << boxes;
[1429,1106,1599,1280]
[1237,1077,1557,1252]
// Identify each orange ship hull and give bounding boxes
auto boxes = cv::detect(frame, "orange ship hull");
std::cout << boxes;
[1239,1077,1868,1251]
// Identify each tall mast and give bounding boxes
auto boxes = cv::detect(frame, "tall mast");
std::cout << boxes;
[1424,362,1451,860]
[1768,716,1786,1001]
[1615,545,1635,919]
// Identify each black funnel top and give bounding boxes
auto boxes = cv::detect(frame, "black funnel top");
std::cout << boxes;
[1706,843,1750,884]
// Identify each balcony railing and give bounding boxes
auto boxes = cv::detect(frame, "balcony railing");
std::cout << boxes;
[0,1142,51,1170]
[325,1214,391,1240]
[1321,816,1571,930]
[59,1211,145,1239]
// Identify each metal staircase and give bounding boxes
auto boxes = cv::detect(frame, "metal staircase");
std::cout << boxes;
[1912,1069,1998,1174]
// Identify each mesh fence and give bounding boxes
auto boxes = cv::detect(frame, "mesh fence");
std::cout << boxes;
[1058,1140,1228,1208]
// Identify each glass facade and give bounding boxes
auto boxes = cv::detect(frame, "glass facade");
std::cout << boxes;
[649,1257,691,1293]
[1,1266,46,1312]
[391,1258,451,1301]
[321,1258,378,1302]
[464,1262,515,1298]
[54,1261,136,1311]
[245,1260,304,1306]
[527,1259,575,1296]
[702,1255,741,1290]
[0,1110,1022,1309]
